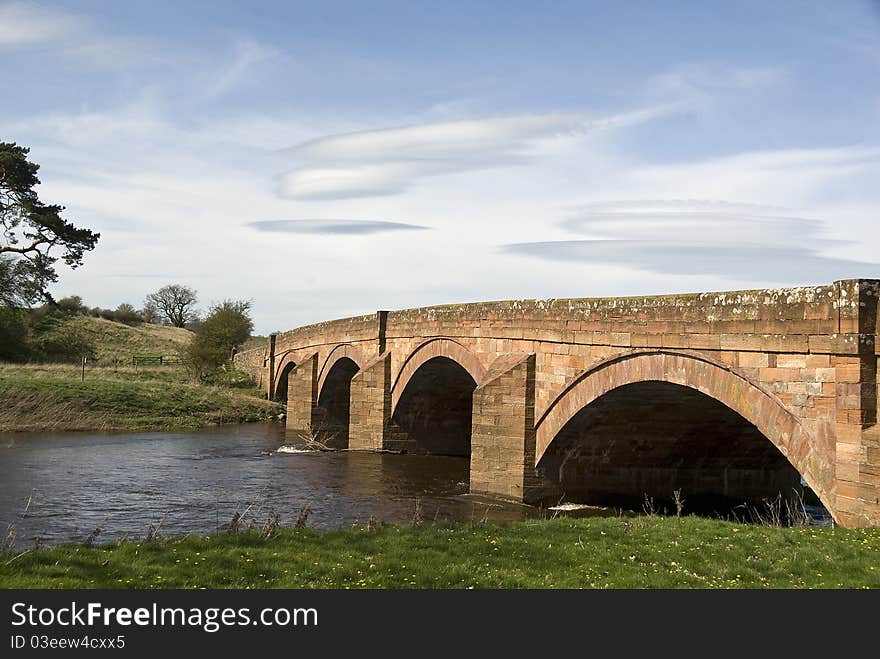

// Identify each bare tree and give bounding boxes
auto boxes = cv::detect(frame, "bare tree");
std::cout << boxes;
[140,299,161,324]
[145,284,198,328]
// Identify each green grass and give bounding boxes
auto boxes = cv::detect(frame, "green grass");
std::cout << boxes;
[1,517,877,589]
[0,363,282,432]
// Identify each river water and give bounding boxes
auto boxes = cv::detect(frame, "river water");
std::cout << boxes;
[0,424,589,548]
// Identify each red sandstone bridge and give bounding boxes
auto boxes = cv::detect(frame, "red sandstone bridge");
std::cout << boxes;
[233,279,880,527]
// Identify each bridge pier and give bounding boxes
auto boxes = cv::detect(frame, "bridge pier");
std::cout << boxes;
[285,352,318,439]
[470,353,555,502]
[348,351,392,451]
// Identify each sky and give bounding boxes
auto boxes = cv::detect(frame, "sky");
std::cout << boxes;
[2,0,879,334]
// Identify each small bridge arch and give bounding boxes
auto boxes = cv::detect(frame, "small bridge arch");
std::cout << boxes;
[272,352,298,402]
[388,338,487,456]
[317,343,367,401]
[391,338,486,413]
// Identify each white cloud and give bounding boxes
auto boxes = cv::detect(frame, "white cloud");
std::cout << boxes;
[0,2,79,46]
[277,106,679,200]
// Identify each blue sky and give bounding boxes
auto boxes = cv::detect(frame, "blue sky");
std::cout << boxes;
[2,1,879,333]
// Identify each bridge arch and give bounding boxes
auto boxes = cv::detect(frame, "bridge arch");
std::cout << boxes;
[391,338,486,413]
[272,352,298,402]
[535,349,832,514]
[317,344,367,400]
[315,344,366,448]
[389,339,486,456]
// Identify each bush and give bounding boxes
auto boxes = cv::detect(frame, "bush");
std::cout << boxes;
[32,323,97,363]
[0,308,31,361]
[56,295,89,316]
[184,300,253,380]
[110,303,143,325]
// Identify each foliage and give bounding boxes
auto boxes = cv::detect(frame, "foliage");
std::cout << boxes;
[0,254,42,307]
[185,299,253,379]
[0,306,31,360]
[145,284,198,328]
[30,321,97,363]
[55,294,89,316]
[140,299,161,324]
[0,142,99,305]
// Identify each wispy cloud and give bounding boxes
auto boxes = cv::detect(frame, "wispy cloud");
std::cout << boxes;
[649,63,787,96]
[630,145,880,201]
[503,240,878,282]
[277,106,678,200]
[504,199,879,282]
[204,39,281,99]
[248,219,429,235]
[0,2,79,46]
[0,1,169,71]
[560,200,839,245]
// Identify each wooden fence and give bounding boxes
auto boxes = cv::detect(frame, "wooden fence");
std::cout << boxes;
[131,355,183,366]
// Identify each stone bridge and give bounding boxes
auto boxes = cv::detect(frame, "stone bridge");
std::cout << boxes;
[233,279,880,527]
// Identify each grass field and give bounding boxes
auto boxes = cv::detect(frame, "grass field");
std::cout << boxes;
[0,516,877,589]
[0,363,282,432]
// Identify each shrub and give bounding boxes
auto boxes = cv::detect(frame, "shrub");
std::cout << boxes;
[32,322,97,363]
[184,300,253,380]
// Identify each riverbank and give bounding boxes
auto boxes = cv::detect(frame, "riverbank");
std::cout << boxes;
[0,363,282,432]
[1,517,877,588]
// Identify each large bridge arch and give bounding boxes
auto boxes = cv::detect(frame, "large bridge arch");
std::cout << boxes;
[535,349,833,514]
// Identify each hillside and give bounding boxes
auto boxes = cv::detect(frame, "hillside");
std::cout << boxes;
[62,316,194,364]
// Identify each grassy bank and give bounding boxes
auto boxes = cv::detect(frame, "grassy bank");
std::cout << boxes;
[61,315,195,364]
[1,517,877,589]
[0,363,282,432]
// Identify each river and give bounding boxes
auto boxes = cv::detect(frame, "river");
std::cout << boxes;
[0,423,590,548]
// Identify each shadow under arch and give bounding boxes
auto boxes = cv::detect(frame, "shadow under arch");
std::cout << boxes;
[315,353,362,449]
[391,338,485,414]
[272,352,298,402]
[535,349,833,517]
[390,355,478,456]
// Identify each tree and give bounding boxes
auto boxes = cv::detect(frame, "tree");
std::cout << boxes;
[140,299,160,324]
[0,143,99,306]
[0,306,30,360]
[145,284,198,328]
[184,300,253,378]
[55,295,88,316]
[113,303,142,325]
